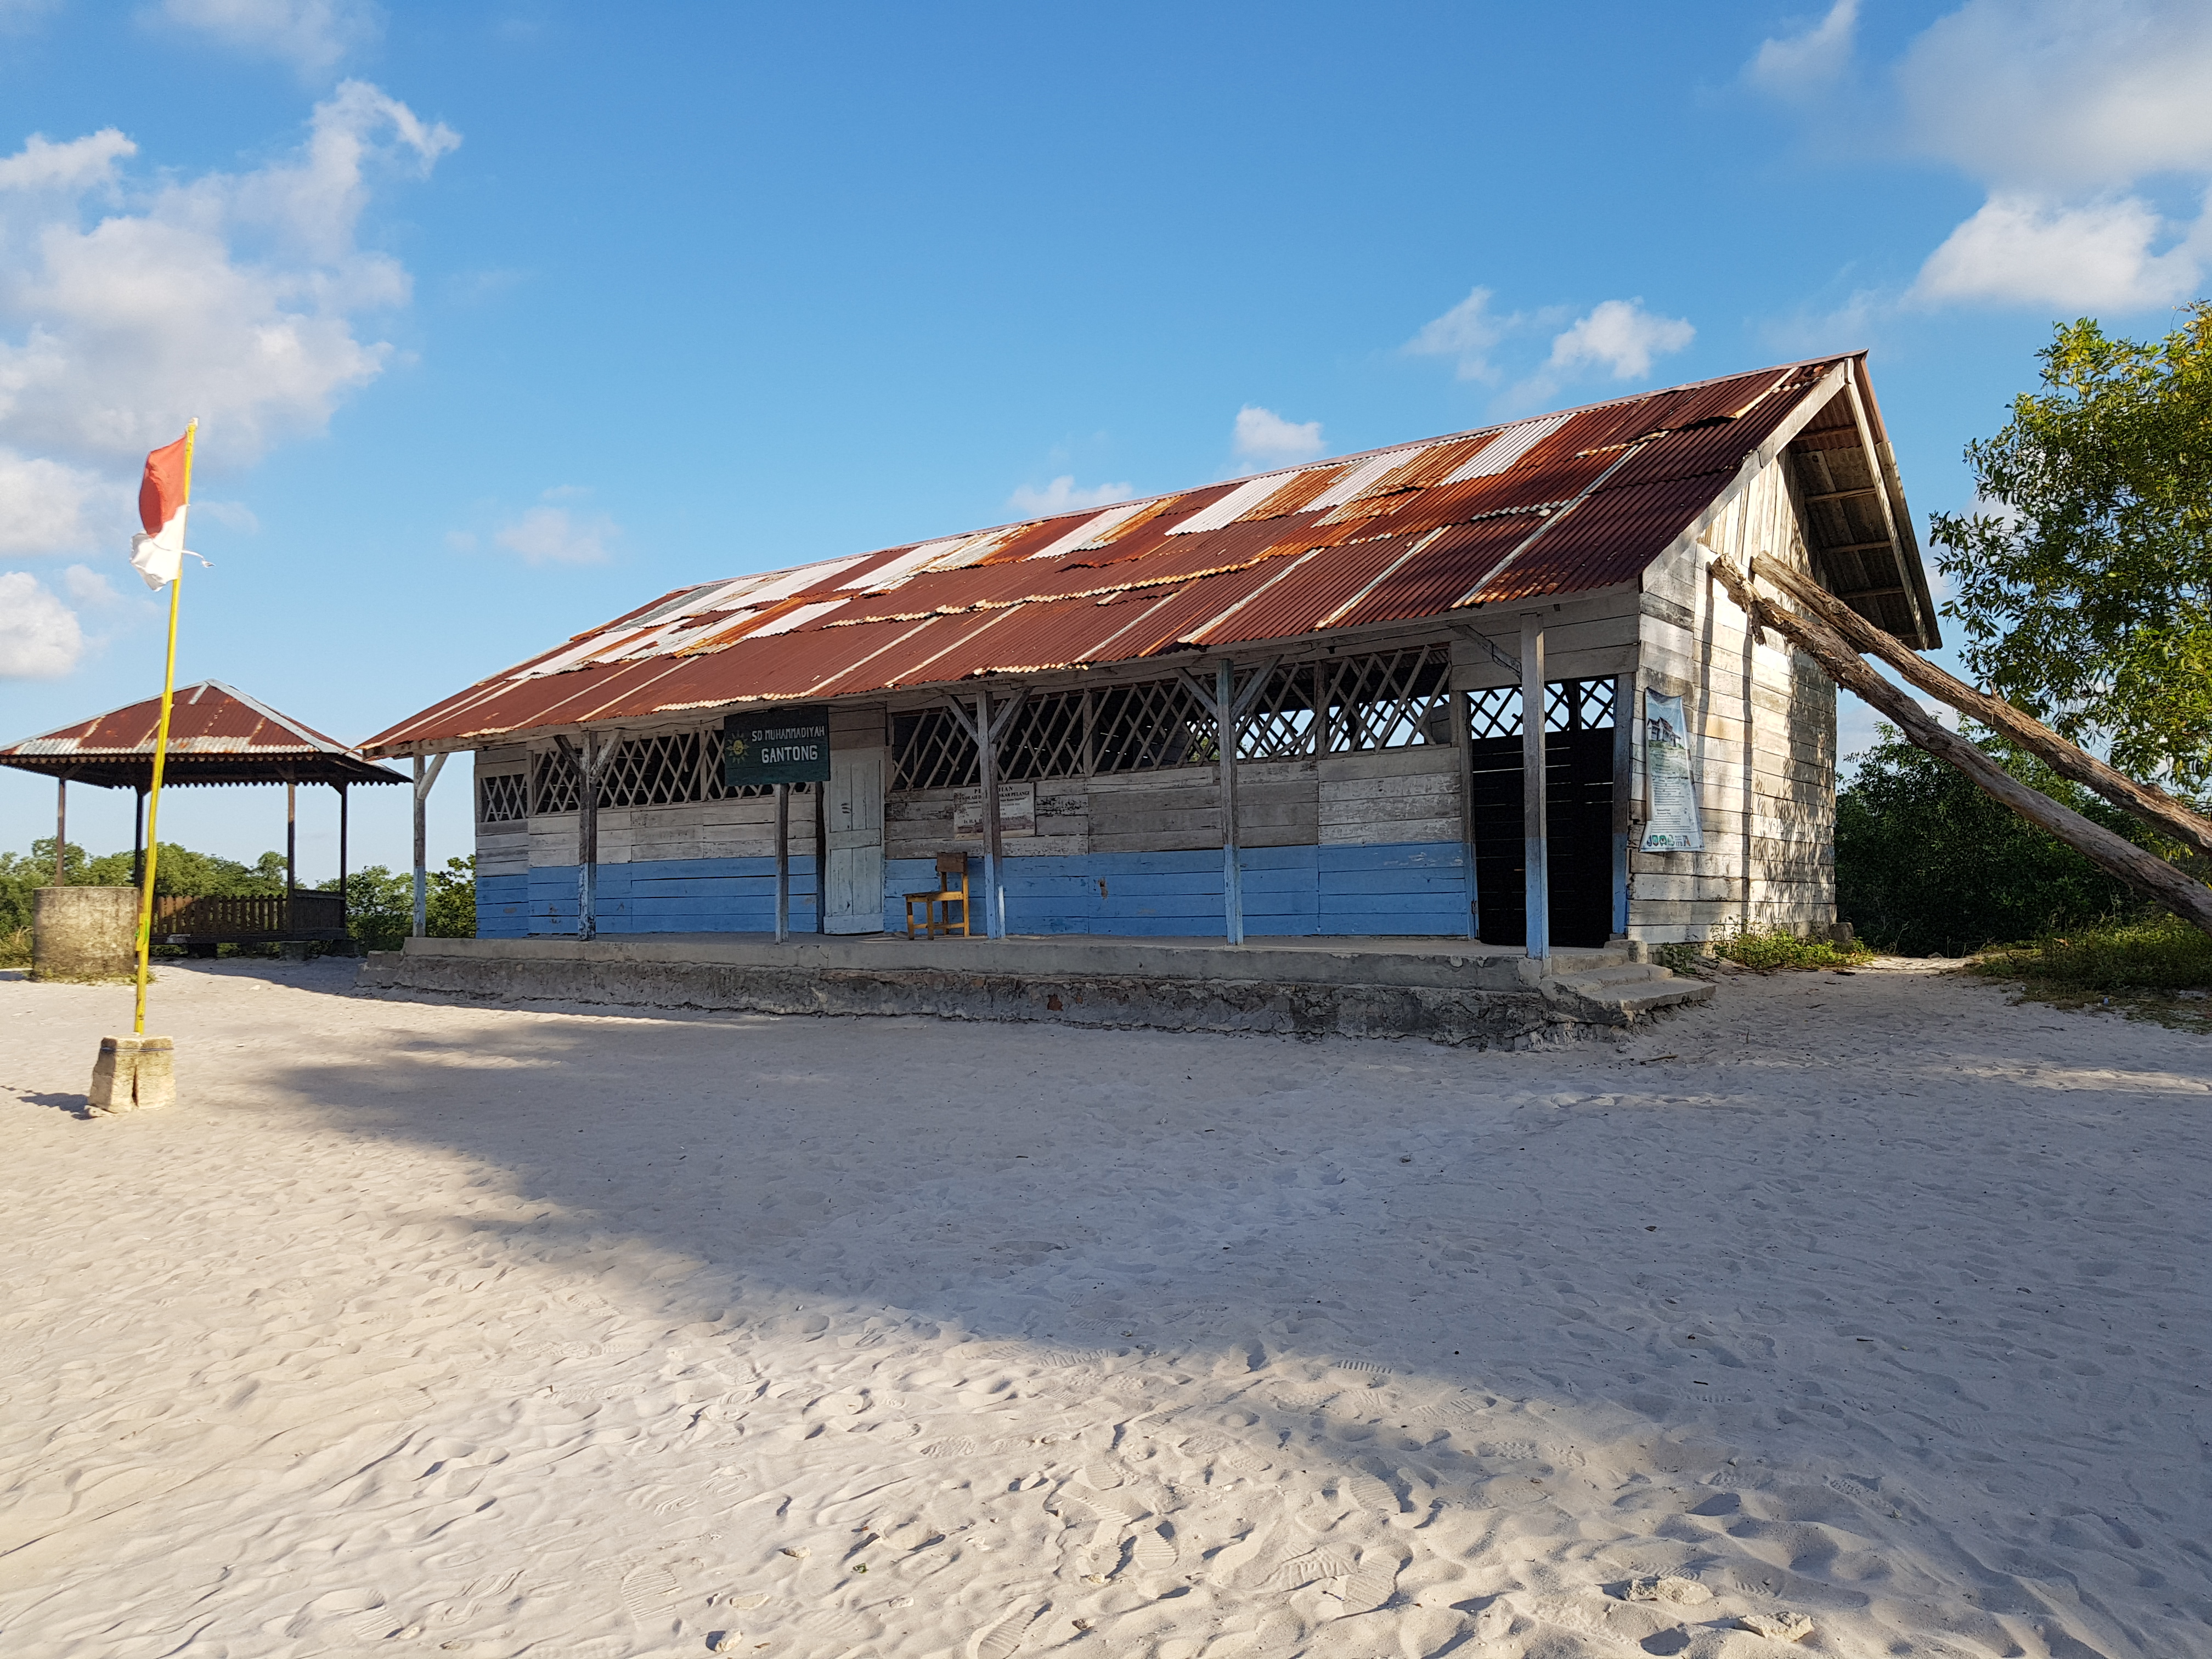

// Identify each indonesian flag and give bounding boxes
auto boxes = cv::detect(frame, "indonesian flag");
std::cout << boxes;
[129,428,195,590]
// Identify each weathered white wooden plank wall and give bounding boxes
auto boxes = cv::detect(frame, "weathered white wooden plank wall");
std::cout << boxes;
[1628,453,1838,943]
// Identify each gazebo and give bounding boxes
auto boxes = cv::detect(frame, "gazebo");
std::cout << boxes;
[0,680,406,950]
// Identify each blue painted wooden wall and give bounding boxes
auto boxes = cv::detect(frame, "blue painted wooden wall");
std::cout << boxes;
[482,842,1468,938]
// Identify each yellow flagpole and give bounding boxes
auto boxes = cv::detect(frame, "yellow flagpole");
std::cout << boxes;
[132,419,196,1036]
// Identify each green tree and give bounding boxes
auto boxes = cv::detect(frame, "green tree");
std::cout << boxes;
[427,855,477,938]
[1930,304,2212,793]
[1836,731,2148,956]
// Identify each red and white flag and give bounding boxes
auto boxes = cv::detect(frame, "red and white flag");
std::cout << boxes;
[129,428,196,590]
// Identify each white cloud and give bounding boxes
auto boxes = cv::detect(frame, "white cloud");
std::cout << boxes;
[1229,405,1325,466]
[1403,287,1519,382]
[1538,298,1695,383]
[1006,476,1135,515]
[0,571,83,677]
[1747,0,1858,94]
[1896,0,2212,190]
[0,129,136,194]
[1911,191,2204,309]
[194,498,261,533]
[0,448,106,556]
[444,529,477,552]
[61,562,120,605]
[493,506,618,566]
[157,0,382,77]
[1753,0,2212,314]
[0,84,455,591]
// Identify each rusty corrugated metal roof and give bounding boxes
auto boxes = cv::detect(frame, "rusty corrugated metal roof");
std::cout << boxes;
[363,355,1916,752]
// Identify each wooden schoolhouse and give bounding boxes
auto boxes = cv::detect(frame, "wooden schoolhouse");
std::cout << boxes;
[363,355,1937,953]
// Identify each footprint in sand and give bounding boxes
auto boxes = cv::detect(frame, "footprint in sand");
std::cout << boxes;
[1131,1526,1178,1573]
[1332,1358,1395,1376]
[1340,1553,1401,1612]
[617,1561,682,1623]
[1267,1546,1356,1589]
[970,1603,1049,1659]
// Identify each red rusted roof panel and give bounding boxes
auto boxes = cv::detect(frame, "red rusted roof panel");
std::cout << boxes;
[361,357,1901,751]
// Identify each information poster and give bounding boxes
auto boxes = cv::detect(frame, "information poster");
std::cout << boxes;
[1639,690,1705,852]
[954,781,1037,839]
[722,704,832,787]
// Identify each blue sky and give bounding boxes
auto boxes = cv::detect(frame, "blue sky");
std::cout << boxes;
[4,0,2209,878]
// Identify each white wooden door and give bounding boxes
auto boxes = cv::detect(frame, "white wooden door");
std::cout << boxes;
[823,747,885,934]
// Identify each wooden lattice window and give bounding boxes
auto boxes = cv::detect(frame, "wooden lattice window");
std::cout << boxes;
[601,730,712,808]
[1323,644,1453,751]
[1464,678,1618,741]
[531,748,579,814]
[1000,692,1087,782]
[1093,677,1212,774]
[478,771,528,823]
[891,707,979,791]
[1237,664,1319,761]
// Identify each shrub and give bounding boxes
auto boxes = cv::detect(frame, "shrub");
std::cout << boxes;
[1712,923,1875,972]
[1835,732,2159,956]
[1973,915,2212,995]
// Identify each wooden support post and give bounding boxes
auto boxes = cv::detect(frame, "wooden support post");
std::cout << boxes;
[575,732,604,942]
[1611,672,1634,939]
[410,752,449,938]
[774,781,791,944]
[1218,660,1242,944]
[978,686,1003,940]
[944,686,1028,939]
[285,780,297,898]
[337,783,349,947]
[1453,690,1479,941]
[54,775,66,887]
[1177,657,1278,945]
[133,785,145,889]
[1519,614,1549,962]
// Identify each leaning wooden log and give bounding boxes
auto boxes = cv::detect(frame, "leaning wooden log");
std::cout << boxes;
[1751,554,2212,860]
[1707,552,2212,939]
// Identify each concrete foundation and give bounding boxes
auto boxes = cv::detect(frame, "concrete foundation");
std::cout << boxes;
[32,887,139,983]
[88,1034,176,1114]
[360,934,1706,1048]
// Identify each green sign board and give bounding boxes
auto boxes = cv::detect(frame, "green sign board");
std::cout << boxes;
[722,704,832,787]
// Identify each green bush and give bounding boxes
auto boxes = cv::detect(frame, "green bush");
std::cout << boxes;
[319,855,476,951]
[1973,915,2212,994]
[1835,732,2158,956]
[1713,924,1875,972]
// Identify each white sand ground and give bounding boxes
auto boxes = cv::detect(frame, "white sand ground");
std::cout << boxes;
[1,959,2207,1659]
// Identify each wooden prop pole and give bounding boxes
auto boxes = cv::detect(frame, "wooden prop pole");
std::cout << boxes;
[1752,555,2212,859]
[54,776,66,888]
[1708,552,2212,937]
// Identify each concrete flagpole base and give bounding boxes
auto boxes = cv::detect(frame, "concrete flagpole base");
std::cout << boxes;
[88,1035,176,1115]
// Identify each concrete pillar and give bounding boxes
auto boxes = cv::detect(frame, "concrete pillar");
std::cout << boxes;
[88,1034,175,1114]
[31,887,139,983]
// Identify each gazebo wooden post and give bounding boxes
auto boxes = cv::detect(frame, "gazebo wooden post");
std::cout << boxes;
[54,774,67,887]
[286,780,297,899]
[336,783,349,948]
[133,785,146,889]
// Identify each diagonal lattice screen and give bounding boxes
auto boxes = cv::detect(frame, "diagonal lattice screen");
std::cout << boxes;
[1239,664,1320,760]
[531,748,580,815]
[1323,643,1452,752]
[1000,692,1087,782]
[1468,677,1619,743]
[1094,678,1214,773]
[891,707,979,791]
[478,771,527,824]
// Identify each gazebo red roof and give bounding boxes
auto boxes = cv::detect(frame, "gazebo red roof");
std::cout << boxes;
[0,681,406,790]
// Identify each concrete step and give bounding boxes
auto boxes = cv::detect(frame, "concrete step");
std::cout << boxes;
[1547,961,1714,1019]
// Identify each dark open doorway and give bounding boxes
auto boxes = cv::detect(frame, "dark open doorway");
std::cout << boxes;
[1466,678,1617,949]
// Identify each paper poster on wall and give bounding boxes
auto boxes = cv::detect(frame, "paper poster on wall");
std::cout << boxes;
[953,781,1037,839]
[1640,690,1705,852]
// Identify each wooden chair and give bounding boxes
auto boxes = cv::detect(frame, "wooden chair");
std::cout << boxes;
[905,851,971,939]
